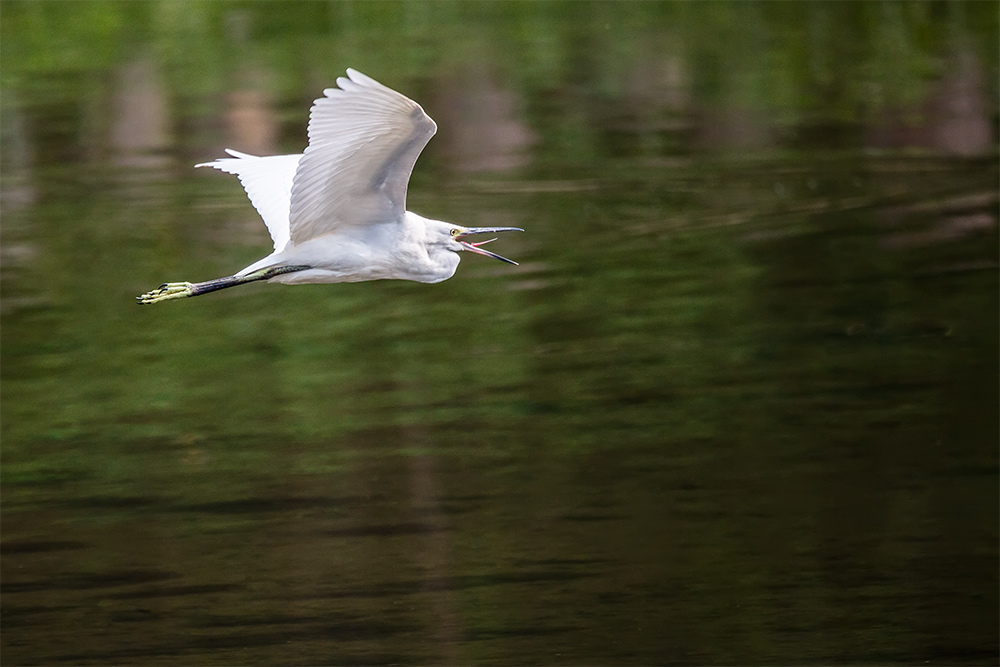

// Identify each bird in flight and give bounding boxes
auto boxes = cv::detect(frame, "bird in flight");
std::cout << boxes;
[137,69,522,304]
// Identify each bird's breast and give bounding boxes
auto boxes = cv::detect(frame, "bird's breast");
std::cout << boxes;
[265,232,459,284]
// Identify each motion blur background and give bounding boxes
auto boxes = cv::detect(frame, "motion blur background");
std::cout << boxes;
[2,2,997,664]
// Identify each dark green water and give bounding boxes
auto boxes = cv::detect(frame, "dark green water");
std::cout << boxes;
[2,2,998,664]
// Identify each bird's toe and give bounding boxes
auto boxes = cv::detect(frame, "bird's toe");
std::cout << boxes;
[136,282,194,305]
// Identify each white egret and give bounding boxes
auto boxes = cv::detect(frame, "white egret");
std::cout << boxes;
[137,69,522,304]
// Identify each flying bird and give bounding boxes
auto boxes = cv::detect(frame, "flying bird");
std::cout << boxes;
[137,69,522,304]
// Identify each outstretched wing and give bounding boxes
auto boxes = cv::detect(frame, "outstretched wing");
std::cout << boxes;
[196,150,300,252]
[287,68,437,245]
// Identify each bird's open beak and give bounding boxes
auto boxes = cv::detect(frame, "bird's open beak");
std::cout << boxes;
[456,227,523,265]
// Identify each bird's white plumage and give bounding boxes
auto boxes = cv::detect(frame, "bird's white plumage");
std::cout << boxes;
[195,68,437,253]
[136,69,521,304]
[289,68,437,244]
[195,150,299,252]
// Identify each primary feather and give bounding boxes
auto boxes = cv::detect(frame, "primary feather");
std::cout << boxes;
[195,150,299,252]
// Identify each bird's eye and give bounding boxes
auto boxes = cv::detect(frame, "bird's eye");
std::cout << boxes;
[450,228,461,237]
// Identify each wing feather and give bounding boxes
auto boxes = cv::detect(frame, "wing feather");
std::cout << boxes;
[195,150,299,252]
[287,69,437,244]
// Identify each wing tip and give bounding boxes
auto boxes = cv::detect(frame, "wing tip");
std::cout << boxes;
[345,68,373,85]
[195,149,257,168]
[322,69,386,100]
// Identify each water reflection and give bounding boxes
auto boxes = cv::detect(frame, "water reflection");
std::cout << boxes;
[112,57,171,170]
[2,2,998,665]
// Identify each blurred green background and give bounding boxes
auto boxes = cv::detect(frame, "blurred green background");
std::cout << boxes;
[2,1,998,664]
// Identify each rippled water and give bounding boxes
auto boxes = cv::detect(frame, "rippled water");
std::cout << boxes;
[2,2,998,664]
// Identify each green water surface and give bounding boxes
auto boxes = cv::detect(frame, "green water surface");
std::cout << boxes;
[2,2,998,664]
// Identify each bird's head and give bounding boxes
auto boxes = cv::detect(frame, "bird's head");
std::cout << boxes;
[442,225,523,265]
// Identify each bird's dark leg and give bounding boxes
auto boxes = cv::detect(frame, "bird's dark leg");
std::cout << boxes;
[184,265,311,297]
[136,265,311,304]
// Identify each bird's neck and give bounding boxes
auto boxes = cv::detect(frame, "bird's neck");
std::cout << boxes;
[403,211,461,283]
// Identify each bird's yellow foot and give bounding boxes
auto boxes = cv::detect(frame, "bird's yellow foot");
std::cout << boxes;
[136,282,194,305]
